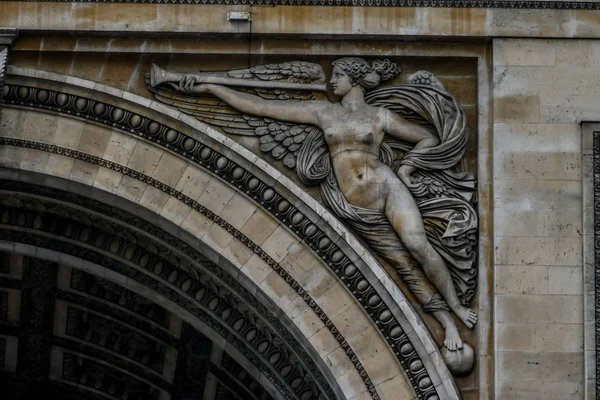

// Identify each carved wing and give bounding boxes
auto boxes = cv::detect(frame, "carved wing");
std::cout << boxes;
[146,62,326,170]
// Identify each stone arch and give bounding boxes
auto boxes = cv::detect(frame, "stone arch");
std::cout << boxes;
[0,67,460,400]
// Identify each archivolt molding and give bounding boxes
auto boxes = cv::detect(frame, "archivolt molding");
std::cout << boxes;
[0,181,341,400]
[1,67,459,400]
[8,0,600,9]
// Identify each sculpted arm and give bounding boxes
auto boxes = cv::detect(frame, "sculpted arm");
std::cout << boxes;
[382,108,439,149]
[381,108,439,183]
[185,82,323,126]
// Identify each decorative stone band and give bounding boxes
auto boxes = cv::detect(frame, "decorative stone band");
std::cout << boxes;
[0,29,18,119]
[8,0,600,9]
[1,72,455,399]
[0,47,8,116]
[0,182,342,400]
[593,132,600,399]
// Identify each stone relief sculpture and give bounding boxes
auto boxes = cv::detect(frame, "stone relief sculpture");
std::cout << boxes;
[148,58,478,371]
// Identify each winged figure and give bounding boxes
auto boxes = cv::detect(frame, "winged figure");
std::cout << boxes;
[147,58,479,357]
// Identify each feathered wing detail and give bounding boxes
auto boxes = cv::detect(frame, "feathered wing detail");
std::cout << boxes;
[227,61,326,84]
[145,63,327,170]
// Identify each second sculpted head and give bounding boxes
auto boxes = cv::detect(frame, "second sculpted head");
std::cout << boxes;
[330,57,401,96]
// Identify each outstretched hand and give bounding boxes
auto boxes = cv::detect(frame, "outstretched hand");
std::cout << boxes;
[168,76,210,94]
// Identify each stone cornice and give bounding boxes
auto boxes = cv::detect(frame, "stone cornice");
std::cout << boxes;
[7,0,600,9]
[0,29,18,47]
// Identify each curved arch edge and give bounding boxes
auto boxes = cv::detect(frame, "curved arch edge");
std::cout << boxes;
[2,66,460,399]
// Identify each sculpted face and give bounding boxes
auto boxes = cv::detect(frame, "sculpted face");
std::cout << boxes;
[330,65,354,96]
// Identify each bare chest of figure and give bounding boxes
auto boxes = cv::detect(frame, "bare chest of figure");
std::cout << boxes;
[322,106,383,152]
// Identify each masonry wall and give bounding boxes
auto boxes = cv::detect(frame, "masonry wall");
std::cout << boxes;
[493,38,595,399]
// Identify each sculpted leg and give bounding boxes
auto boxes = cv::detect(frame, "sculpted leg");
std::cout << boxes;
[382,249,463,350]
[384,182,477,329]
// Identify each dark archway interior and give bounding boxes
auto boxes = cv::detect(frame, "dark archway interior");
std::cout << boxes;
[0,250,275,400]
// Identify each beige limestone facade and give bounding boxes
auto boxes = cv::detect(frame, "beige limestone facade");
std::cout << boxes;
[0,2,598,400]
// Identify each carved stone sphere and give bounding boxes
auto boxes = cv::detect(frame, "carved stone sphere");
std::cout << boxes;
[441,343,475,377]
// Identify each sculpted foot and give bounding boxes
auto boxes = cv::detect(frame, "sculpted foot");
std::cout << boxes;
[443,327,463,351]
[454,306,478,329]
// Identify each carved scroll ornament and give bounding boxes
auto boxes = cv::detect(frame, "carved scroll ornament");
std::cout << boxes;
[148,57,479,376]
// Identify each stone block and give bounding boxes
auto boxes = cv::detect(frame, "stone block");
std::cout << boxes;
[116,175,147,203]
[308,326,340,359]
[325,345,356,379]
[496,323,535,352]
[102,131,138,165]
[300,263,337,300]
[376,373,414,400]
[336,367,367,400]
[497,379,583,400]
[347,325,388,362]
[0,108,26,139]
[497,351,584,381]
[494,179,581,210]
[278,291,308,320]
[126,141,163,176]
[19,2,73,30]
[493,39,556,67]
[180,209,214,240]
[54,117,85,150]
[292,307,324,338]
[534,323,584,352]
[93,167,123,194]
[46,154,75,179]
[362,350,400,386]
[332,304,370,341]
[160,198,192,227]
[541,95,600,124]
[197,178,236,215]
[259,270,296,306]
[574,9,600,38]
[201,222,234,253]
[240,254,271,285]
[24,111,58,144]
[495,236,582,266]
[494,65,600,97]
[261,225,300,263]
[221,239,254,269]
[70,160,99,186]
[494,207,581,238]
[77,123,112,157]
[496,294,583,324]
[151,151,188,187]
[315,282,353,320]
[490,11,572,37]
[20,148,49,173]
[174,165,212,201]
[495,265,548,295]
[548,266,583,295]
[219,193,258,230]
[493,123,581,153]
[493,95,539,123]
[0,146,22,168]
[139,186,170,214]
[556,41,590,67]
[494,151,580,181]
[240,208,279,246]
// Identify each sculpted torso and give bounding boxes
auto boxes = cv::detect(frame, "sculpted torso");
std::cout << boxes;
[318,103,391,209]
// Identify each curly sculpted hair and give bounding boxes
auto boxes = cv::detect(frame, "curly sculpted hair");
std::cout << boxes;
[331,57,401,89]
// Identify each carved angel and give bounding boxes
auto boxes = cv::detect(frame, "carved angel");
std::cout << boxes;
[148,58,478,356]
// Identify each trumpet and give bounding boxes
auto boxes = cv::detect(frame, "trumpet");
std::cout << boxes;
[150,64,327,92]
